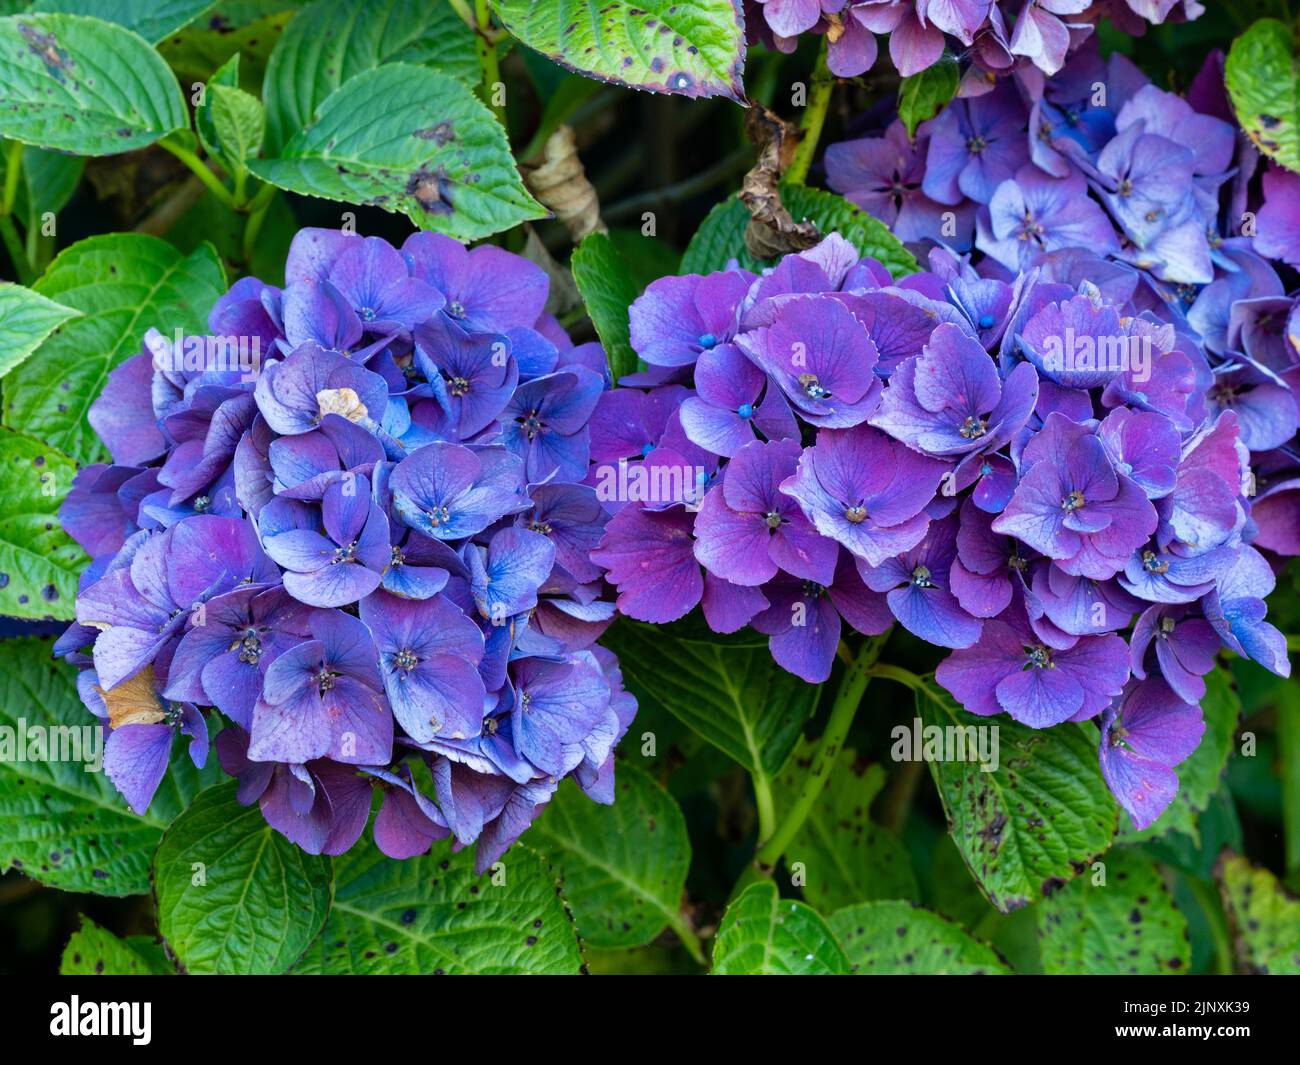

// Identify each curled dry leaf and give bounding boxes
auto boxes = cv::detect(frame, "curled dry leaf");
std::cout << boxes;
[740,105,820,260]
[523,124,606,243]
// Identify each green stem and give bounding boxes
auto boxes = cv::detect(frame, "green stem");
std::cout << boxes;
[241,183,276,268]
[867,662,931,693]
[2,139,21,217]
[1186,875,1234,975]
[666,911,707,967]
[752,630,891,874]
[785,40,834,186]
[475,0,506,133]
[753,772,777,849]
[0,213,34,284]
[159,138,238,210]
[447,0,475,28]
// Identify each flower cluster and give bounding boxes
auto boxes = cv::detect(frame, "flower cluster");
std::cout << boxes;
[591,231,1291,830]
[826,43,1239,285]
[58,228,634,871]
[744,0,1201,79]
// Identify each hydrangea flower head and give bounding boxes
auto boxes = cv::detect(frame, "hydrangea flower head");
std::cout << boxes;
[593,226,1289,832]
[64,227,634,870]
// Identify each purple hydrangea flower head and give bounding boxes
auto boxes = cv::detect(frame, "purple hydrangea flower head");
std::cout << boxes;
[936,603,1130,726]
[694,439,838,586]
[249,608,391,765]
[629,271,752,368]
[66,226,633,863]
[871,322,1038,456]
[1099,677,1205,829]
[993,413,1158,578]
[258,475,390,607]
[860,514,984,648]
[782,424,948,566]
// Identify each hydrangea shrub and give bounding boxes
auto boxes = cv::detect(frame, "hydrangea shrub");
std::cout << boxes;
[0,0,1296,979]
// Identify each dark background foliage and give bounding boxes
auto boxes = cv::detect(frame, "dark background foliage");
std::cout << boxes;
[1,0,1296,975]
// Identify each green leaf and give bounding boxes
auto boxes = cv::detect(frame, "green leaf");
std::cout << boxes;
[531,761,691,950]
[828,900,1011,974]
[1218,852,1300,974]
[292,839,583,974]
[154,781,333,974]
[0,282,79,379]
[919,682,1118,913]
[601,618,819,794]
[0,428,86,619]
[712,881,850,974]
[681,185,918,279]
[897,55,959,139]
[1226,17,1300,173]
[166,185,297,287]
[0,144,85,239]
[0,638,219,896]
[4,234,226,465]
[30,0,218,44]
[1121,667,1239,844]
[772,739,918,911]
[60,916,174,974]
[571,230,640,381]
[159,6,294,94]
[0,13,187,153]
[490,0,745,102]
[251,64,546,241]
[263,0,479,154]
[1038,848,1190,974]
[205,84,264,176]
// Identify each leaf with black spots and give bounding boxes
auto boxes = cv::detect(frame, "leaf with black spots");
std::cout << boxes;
[491,0,745,102]
[1037,848,1190,974]
[829,900,1010,974]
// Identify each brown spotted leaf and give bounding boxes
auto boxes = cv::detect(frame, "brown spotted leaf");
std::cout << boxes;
[1226,18,1300,173]
[291,839,582,974]
[918,682,1118,913]
[0,13,187,154]
[772,738,918,912]
[829,900,1011,974]
[491,0,746,102]
[1037,848,1190,974]
[250,63,546,241]
[1218,852,1300,974]
[530,761,693,951]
